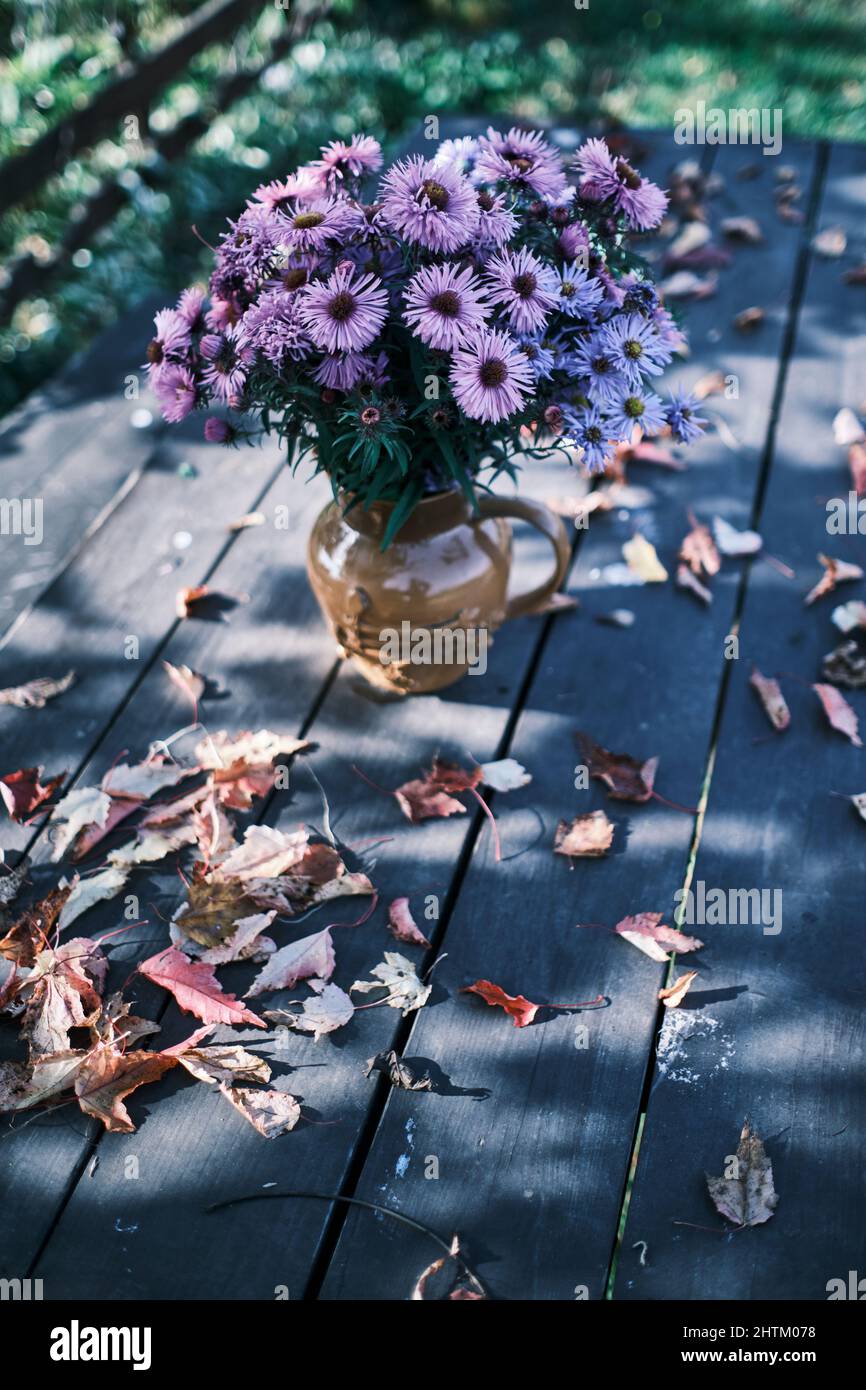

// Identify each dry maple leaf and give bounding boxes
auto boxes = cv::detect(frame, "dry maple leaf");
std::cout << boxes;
[163,660,206,708]
[804,554,864,606]
[676,564,712,606]
[365,1049,434,1091]
[733,306,764,332]
[176,584,210,618]
[479,758,532,792]
[393,757,480,823]
[0,1049,87,1112]
[387,897,431,947]
[623,533,668,583]
[411,1234,486,1302]
[74,1046,178,1132]
[749,668,791,733]
[832,600,866,634]
[814,683,863,747]
[613,912,703,961]
[679,511,721,579]
[461,978,540,1027]
[175,1044,271,1087]
[0,766,65,822]
[706,1120,778,1228]
[214,824,309,880]
[0,884,71,968]
[245,928,335,998]
[0,670,76,709]
[58,866,130,930]
[195,729,310,810]
[850,792,866,824]
[49,786,112,861]
[137,946,265,1028]
[822,641,866,689]
[659,969,699,1008]
[576,732,660,803]
[554,811,614,858]
[712,517,762,557]
[171,870,264,948]
[351,952,431,1015]
[267,982,355,1041]
[175,910,276,966]
[215,1084,301,1138]
[20,936,107,1055]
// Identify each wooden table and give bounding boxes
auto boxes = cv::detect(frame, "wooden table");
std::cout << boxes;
[1,129,864,1302]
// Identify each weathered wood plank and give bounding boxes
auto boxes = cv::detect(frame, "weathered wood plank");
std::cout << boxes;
[319,138,823,1300]
[615,139,866,1302]
[25,455,579,1298]
[0,461,335,1277]
[0,297,166,634]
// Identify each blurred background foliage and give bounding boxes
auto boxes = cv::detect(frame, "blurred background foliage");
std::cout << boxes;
[1,0,864,417]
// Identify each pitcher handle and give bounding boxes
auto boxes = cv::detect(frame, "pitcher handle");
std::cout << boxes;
[477,494,572,619]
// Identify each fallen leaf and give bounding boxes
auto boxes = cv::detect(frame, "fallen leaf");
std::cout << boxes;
[245,929,335,998]
[623,533,668,583]
[706,1120,778,1227]
[596,608,635,628]
[679,511,720,578]
[676,564,712,606]
[461,978,539,1028]
[20,937,107,1055]
[479,758,532,792]
[394,757,479,822]
[0,767,65,822]
[196,729,310,809]
[613,912,703,961]
[812,226,846,259]
[554,811,614,858]
[228,511,265,532]
[749,668,791,732]
[58,866,130,930]
[74,1047,178,1132]
[387,897,431,948]
[49,786,112,861]
[0,670,76,709]
[176,585,210,618]
[171,873,263,949]
[850,793,866,823]
[364,1049,434,1091]
[0,884,71,968]
[849,442,866,496]
[215,1084,301,1137]
[175,910,276,966]
[163,661,205,707]
[175,1044,271,1087]
[712,516,762,556]
[804,554,864,606]
[351,952,431,1015]
[832,408,864,447]
[576,732,659,802]
[733,306,764,332]
[137,946,265,1028]
[721,216,763,244]
[659,270,718,300]
[813,683,863,746]
[0,1049,87,1112]
[659,969,699,1008]
[410,1234,485,1302]
[832,600,866,634]
[267,982,355,1041]
[102,758,195,801]
[822,641,866,689]
[215,824,310,880]
[692,370,727,400]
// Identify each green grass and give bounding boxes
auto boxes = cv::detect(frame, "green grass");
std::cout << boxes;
[1,0,863,418]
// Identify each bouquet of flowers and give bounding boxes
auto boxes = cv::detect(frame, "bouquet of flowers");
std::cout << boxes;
[147,128,705,545]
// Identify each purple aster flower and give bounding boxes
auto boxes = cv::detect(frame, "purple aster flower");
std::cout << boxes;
[570,334,628,402]
[153,364,197,423]
[474,127,568,200]
[516,334,555,381]
[144,308,190,379]
[200,324,253,404]
[555,261,606,319]
[205,296,243,332]
[449,327,533,424]
[216,207,281,289]
[310,134,383,190]
[473,189,517,248]
[204,417,236,444]
[563,406,617,474]
[239,288,312,366]
[601,313,673,382]
[559,220,591,263]
[278,196,360,255]
[432,136,479,175]
[249,171,322,214]
[573,138,667,231]
[666,389,707,444]
[175,288,206,333]
[605,386,667,442]
[313,350,382,392]
[298,262,388,353]
[483,246,559,335]
[403,263,490,351]
[652,305,687,353]
[379,156,479,252]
